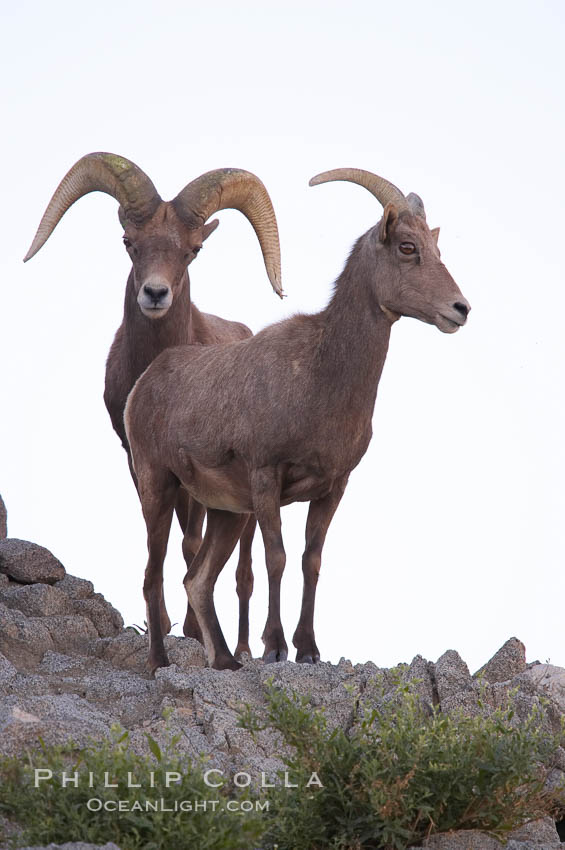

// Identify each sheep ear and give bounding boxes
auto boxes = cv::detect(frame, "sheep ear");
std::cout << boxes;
[431,226,440,244]
[202,219,219,241]
[378,203,399,243]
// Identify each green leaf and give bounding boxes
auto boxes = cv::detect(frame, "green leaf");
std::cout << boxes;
[144,734,162,762]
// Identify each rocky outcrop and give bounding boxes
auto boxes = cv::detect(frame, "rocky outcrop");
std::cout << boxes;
[0,539,65,585]
[11,845,122,850]
[0,499,563,850]
[474,636,527,684]
[412,816,562,848]
[0,494,6,539]
[0,533,123,669]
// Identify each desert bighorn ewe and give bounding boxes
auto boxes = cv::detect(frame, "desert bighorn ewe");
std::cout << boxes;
[125,168,470,673]
[24,152,282,656]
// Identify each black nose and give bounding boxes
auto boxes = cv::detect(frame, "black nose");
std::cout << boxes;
[143,284,169,305]
[453,302,469,319]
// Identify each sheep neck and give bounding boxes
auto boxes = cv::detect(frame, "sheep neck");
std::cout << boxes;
[122,269,193,385]
[316,233,393,423]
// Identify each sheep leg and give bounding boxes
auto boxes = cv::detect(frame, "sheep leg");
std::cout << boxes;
[293,474,349,664]
[184,508,248,670]
[180,497,206,641]
[138,468,179,675]
[251,469,288,664]
[234,516,255,658]
[128,449,172,636]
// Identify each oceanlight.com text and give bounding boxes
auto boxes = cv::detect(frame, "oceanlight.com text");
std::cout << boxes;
[86,798,270,813]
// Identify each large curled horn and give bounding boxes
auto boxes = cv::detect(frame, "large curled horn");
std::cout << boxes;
[309,168,411,214]
[172,169,282,297]
[24,152,162,262]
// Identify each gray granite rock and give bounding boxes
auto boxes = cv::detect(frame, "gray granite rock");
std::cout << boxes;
[11,844,123,850]
[433,649,483,714]
[0,583,72,617]
[413,817,561,848]
[40,615,99,653]
[0,603,55,667]
[0,539,65,584]
[149,660,286,776]
[72,595,123,637]
[94,632,207,672]
[417,830,504,848]
[474,637,527,684]
[434,649,474,698]
[358,654,436,726]
[516,664,565,712]
[0,495,6,539]
[258,657,361,731]
[0,693,113,756]
[38,651,89,674]
[507,816,562,845]
[54,574,94,599]
[0,651,17,685]
[1,610,564,850]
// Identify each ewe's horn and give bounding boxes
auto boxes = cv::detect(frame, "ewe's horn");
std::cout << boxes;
[309,168,411,213]
[24,152,162,262]
[173,168,283,297]
[406,192,426,220]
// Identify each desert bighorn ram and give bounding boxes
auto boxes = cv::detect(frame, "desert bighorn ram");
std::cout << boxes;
[23,152,282,657]
[124,167,471,673]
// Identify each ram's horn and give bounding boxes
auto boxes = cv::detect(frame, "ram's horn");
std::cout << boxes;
[24,152,161,262]
[173,168,282,297]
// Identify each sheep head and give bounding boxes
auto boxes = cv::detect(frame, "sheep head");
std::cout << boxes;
[121,203,219,318]
[24,153,283,319]
[310,168,470,333]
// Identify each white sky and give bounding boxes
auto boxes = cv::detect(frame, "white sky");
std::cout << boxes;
[1,0,564,674]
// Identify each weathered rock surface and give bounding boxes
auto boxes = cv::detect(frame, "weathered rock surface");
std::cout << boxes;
[10,845,123,850]
[0,652,17,685]
[0,524,564,849]
[0,539,65,584]
[71,595,123,637]
[41,615,99,652]
[0,494,6,539]
[0,602,55,667]
[474,636,527,684]
[0,583,72,617]
[94,630,207,672]
[518,664,565,713]
[54,574,94,599]
[413,816,562,848]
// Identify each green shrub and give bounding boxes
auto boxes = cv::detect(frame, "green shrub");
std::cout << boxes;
[239,676,565,850]
[0,723,265,850]
[2,679,563,850]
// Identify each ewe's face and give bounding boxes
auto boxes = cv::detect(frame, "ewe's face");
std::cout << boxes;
[376,209,471,333]
[122,202,218,319]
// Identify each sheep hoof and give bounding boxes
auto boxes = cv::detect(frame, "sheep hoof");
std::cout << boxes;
[212,656,242,671]
[263,648,288,664]
[148,655,170,676]
[234,643,252,660]
[296,653,320,665]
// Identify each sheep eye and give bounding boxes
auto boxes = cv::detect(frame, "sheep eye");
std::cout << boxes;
[193,246,201,255]
[123,237,132,249]
[399,242,416,255]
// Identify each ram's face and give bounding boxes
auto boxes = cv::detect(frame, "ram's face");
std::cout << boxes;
[122,202,219,319]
